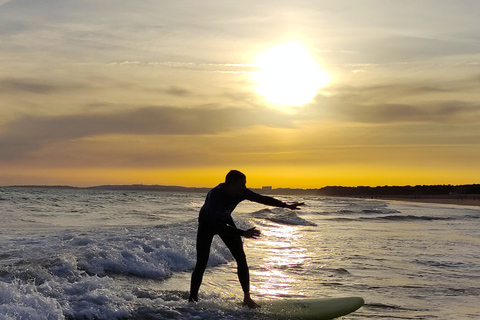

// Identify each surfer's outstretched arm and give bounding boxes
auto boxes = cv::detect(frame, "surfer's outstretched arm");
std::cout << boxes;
[245,190,305,210]
[285,202,304,210]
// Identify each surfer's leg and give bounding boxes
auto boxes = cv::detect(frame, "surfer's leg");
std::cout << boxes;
[221,234,249,290]
[220,234,259,308]
[189,225,214,302]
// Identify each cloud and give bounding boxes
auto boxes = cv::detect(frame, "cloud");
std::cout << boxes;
[0,78,82,94]
[350,101,480,124]
[364,35,480,63]
[322,100,480,124]
[3,0,480,70]
[314,96,480,125]
[310,72,480,124]
[0,106,293,161]
[163,85,191,97]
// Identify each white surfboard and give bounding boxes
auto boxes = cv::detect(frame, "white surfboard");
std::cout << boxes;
[260,296,364,320]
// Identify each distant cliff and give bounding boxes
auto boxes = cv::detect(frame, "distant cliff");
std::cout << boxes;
[4,183,480,197]
[317,184,480,197]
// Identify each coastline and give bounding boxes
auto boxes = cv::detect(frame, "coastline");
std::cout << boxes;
[366,195,480,207]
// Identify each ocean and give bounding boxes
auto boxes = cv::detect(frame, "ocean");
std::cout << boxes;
[0,187,479,320]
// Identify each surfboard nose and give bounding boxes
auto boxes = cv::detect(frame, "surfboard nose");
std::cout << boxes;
[260,296,365,320]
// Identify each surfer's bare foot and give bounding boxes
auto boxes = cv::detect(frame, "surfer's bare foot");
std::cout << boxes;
[188,295,198,303]
[243,296,260,309]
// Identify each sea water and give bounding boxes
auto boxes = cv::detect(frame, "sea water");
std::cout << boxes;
[0,187,479,319]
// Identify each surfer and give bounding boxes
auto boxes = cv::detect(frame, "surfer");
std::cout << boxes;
[189,170,303,309]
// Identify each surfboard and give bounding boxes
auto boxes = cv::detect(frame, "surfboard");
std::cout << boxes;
[260,296,364,320]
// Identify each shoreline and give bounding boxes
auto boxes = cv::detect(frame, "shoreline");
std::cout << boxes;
[364,195,480,207]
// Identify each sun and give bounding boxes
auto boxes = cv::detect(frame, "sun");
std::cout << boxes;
[252,42,330,107]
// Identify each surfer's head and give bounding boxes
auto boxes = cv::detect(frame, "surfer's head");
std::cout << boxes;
[225,170,247,196]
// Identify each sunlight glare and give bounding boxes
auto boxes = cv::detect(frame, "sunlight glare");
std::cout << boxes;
[252,223,308,298]
[253,42,330,107]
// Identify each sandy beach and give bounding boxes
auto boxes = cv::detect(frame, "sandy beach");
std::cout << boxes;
[370,195,480,207]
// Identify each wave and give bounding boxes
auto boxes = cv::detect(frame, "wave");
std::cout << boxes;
[325,214,454,222]
[250,208,317,226]
[414,259,470,269]
[326,217,358,222]
[319,206,401,216]
[318,267,351,275]
[362,209,401,214]
[0,280,66,319]
[364,302,413,311]
[0,221,237,319]
[374,215,453,221]
[464,214,480,219]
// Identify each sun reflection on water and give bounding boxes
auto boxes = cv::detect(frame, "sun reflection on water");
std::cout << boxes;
[251,223,311,298]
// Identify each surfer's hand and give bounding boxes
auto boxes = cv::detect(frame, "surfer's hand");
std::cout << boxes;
[285,202,304,210]
[243,227,261,239]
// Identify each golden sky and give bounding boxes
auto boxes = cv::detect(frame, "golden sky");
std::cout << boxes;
[1,0,480,188]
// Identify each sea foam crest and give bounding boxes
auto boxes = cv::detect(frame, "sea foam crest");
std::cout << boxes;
[251,208,317,226]
[0,221,238,319]
[71,223,231,278]
[0,280,64,320]
[43,275,133,319]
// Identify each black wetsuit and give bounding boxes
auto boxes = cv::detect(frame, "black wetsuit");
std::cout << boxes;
[189,183,286,300]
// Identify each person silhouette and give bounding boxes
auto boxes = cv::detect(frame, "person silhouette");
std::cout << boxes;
[189,170,303,308]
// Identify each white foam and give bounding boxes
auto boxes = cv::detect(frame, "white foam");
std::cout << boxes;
[0,280,64,320]
[0,220,239,319]
[43,276,133,319]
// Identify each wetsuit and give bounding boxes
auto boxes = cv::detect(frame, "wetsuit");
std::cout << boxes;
[189,183,287,301]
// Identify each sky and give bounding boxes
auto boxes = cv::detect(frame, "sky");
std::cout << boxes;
[1,0,480,188]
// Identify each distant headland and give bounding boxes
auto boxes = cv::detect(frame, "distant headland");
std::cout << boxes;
[4,183,480,196]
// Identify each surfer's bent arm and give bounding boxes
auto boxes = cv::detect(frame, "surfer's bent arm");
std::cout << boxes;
[214,223,259,238]
[205,217,257,238]
[214,220,246,236]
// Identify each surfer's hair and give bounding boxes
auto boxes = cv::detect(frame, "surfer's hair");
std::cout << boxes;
[225,170,246,185]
